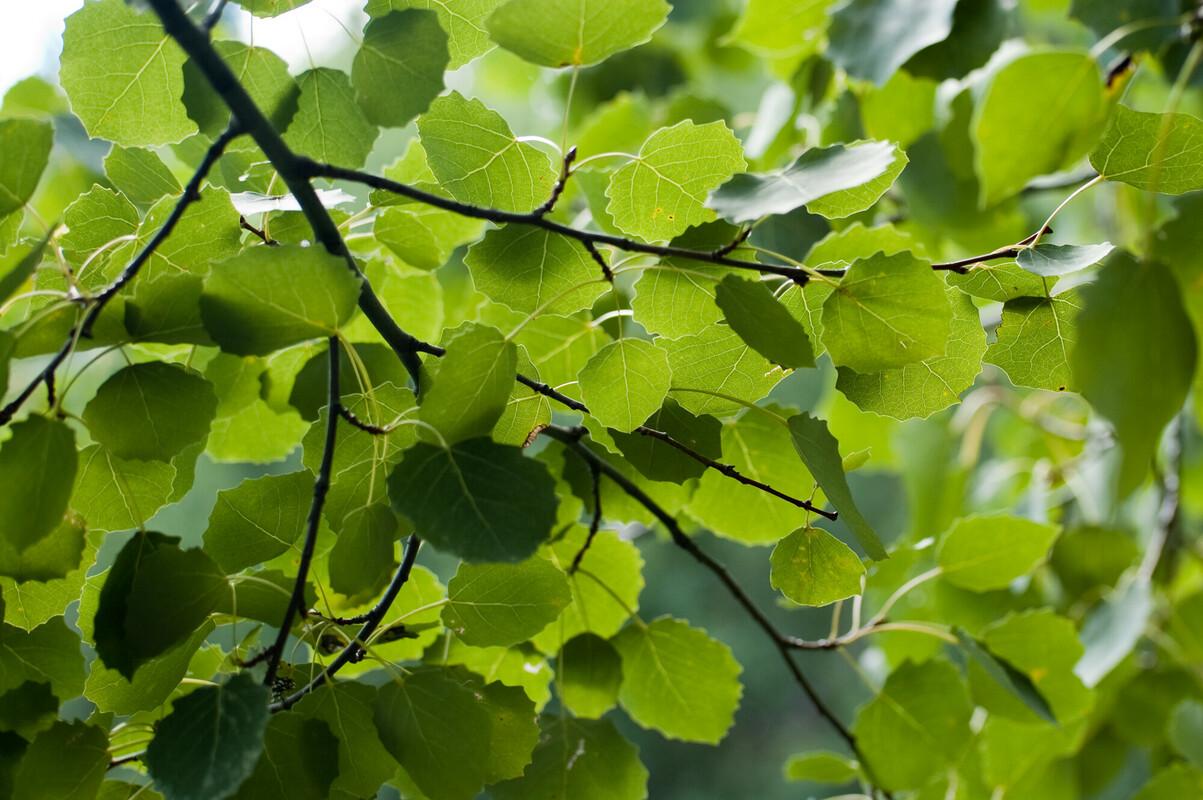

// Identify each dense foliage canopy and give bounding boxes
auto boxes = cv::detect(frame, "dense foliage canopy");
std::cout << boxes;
[1,0,1203,798]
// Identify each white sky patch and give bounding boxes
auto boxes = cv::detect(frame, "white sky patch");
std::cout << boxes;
[0,0,365,97]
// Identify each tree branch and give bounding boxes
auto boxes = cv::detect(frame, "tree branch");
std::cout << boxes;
[541,426,866,760]
[145,0,428,385]
[263,337,341,688]
[569,461,603,574]
[0,122,241,426]
[271,535,423,712]
[634,425,838,521]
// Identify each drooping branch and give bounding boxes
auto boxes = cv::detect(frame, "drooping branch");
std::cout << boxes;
[0,122,241,426]
[271,535,423,712]
[263,336,342,688]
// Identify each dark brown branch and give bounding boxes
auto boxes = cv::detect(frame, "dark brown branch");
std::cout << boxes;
[713,226,752,258]
[635,426,838,521]
[542,426,864,754]
[534,145,576,217]
[0,123,240,426]
[515,372,588,413]
[932,226,1052,272]
[271,535,422,712]
[583,239,614,282]
[202,0,231,31]
[569,461,603,574]
[239,215,278,245]
[337,404,389,435]
[263,337,341,687]
[146,0,428,386]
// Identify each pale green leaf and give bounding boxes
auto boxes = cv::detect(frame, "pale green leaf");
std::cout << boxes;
[203,471,312,573]
[986,289,1081,393]
[662,326,781,417]
[938,514,1060,591]
[1091,105,1203,194]
[103,146,181,206]
[974,52,1106,205]
[465,225,607,314]
[770,527,865,607]
[828,0,958,85]
[612,617,742,744]
[283,68,377,169]
[0,119,52,217]
[418,92,557,213]
[607,121,746,242]
[71,445,175,532]
[784,751,859,784]
[556,633,622,719]
[60,0,196,146]
[367,0,504,69]
[821,251,952,373]
[579,338,671,433]
[1016,242,1114,277]
[442,558,571,646]
[492,717,648,800]
[486,0,670,67]
[715,275,815,369]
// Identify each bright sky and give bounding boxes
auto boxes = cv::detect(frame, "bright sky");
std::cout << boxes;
[0,0,367,97]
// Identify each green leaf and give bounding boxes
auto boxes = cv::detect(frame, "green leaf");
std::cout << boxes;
[579,338,672,433]
[687,407,810,544]
[232,713,339,800]
[0,618,85,699]
[788,413,887,560]
[145,673,271,800]
[367,0,504,69]
[610,399,722,483]
[1076,575,1152,687]
[1134,765,1203,800]
[0,514,85,584]
[714,275,814,369]
[442,557,571,646]
[1092,105,1203,194]
[0,233,51,304]
[1170,700,1203,769]
[85,620,213,715]
[239,0,313,16]
[612,616,742,744]
[723,0,833,61]
[556,633,623,718]
[352,10,448,128]
[947,261,1048,302]
[0,417,77,553]
[532,527,644,651]
[852,659,972,791]
[709,141,903,223]
[492,717,648,800]
[419,322,518,444]
[374,200,486,271]
[662,326,781,416]
[486,0,670,67]
[283,68,378,169]
[954,627,1055,723]
[83,363,217,462]
[0,681,57,740]
[293,683,399,798]
[828,0,958,85]
[185,41,298,134]
[373,668,491,800]
[1016,243,1114,277]
[10,721,108,800]
[1072,253,1196,492]
[104,146,181,206]
[821,251,952,373]
[59,0,196,146]
[770,527,865,606]
[1,532,97,632]
[986,289,1081,393]
[0,119,52,217]
[388,439,558,562]
[607,121,746,242]
[93,531,227,679]
[418,92,557,213]
[465,225,607,314]
[203,471,312,573]
[937,514,1060,591]
[201,245,363,356]
[836,285,986,419]
[861,70,938,148]
[973,52,1106,205]
[784,751,859,784]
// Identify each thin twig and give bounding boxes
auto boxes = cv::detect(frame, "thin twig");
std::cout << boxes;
[239,215,278,245]
[263,337,341,687]
[635,426,837,521]
[0,123,241,426]
[534,146,577,217]
[569,461,603,574]
[271,536,422,712]
[583,239,614,282]
[337,404,389,435]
